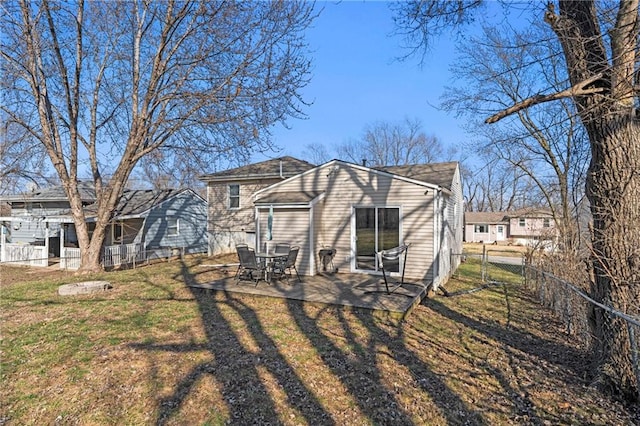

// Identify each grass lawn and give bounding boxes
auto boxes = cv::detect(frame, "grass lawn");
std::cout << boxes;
[1,255,637,425]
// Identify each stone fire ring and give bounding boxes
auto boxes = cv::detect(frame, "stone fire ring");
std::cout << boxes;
[58,281,112,296]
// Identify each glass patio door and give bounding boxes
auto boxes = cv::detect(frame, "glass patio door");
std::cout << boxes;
[354,207,400,272]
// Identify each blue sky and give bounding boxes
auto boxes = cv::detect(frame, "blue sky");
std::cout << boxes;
[261,1,467,163]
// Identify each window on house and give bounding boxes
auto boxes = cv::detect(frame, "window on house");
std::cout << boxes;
[229,184,240,209]
[543,218,550,227]
[519,218,526,227]
[474,224,488,233]
[168,218,179,236]
[113,223,123,243]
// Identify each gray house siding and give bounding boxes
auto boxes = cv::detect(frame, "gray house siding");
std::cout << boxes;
[142,191,207,254]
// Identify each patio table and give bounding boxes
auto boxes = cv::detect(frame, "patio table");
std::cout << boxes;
[256,252,287,281]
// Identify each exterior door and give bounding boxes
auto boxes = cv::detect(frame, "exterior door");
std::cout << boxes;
[354,207,400,272]
[496,225,505,241]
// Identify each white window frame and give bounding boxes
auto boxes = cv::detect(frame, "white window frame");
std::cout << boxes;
[474,224,488,233]
[519,218,526,227]
[228,184,240,209]
[167,218,180,236]
[543,218,550,228]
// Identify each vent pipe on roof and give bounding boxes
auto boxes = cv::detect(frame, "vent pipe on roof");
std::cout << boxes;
[362,159,367,167]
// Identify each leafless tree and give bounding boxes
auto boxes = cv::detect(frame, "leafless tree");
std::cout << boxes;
[1,0,315,272]
[337,117,446,167]
[442,22,591,252]
[301,142,332,165]
[0,116,50,194]
[392,0,639,401]
[463,157,542,212]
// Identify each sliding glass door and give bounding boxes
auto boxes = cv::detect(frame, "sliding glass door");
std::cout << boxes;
[354,207,400,272]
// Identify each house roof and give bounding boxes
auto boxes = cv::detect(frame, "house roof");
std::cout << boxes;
[198,156,316,182]
[377,162,459,191]
[82,188,202,219]
[465,208,555,224]
[465,211,509,224]
[0,181,97,203]
[253,159,459,204]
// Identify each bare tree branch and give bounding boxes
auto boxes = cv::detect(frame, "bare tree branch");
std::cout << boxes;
[486,73,605,124]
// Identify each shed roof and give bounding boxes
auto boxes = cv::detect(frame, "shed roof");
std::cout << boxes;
[199,156,316,182]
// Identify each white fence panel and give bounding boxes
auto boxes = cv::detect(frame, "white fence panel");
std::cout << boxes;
[61,247,81,270]
[102,243,144,268]
[3,243,48,267]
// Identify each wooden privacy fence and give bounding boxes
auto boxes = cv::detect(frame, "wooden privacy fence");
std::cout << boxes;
[524,265,640,400]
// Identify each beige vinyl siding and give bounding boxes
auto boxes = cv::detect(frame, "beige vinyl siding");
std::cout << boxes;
[257,164,436,282]
[207,180,277,233]
[258,207,312,275]
[448,166,464,258]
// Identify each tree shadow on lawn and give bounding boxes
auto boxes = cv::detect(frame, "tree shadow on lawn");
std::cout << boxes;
[131,258,490,424]
[423,284,594,423]
[131,259,332,425]
[285,297,489,425]
[131,259,595,425]
[424,287,589,378]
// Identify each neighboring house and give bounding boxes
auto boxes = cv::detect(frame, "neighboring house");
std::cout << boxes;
[0,184,207,268]
[463,211,509,243]
[243,159,463,289]
[465,209,557,246]
[198,156,316,255]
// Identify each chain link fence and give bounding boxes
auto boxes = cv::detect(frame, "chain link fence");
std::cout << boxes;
[457,244,639,400]
[524,264,640,401]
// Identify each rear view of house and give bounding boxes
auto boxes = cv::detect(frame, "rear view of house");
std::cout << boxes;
[199,157,463,289]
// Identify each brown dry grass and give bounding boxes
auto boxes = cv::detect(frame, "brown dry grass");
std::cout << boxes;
[1,255,637,425]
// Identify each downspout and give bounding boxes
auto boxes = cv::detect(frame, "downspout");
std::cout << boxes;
[279,161,283,179]
[433,188,442,289]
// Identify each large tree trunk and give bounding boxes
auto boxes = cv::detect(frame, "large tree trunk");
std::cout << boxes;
[586,116,640,401]
[546,0,640,401]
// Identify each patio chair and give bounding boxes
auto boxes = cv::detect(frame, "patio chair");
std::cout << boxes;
[274,243,291,255]
[235,244,267,285]
[375,244,410,294]
[272,246,301,283]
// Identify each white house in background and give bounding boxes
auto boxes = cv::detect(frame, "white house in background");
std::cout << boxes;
[465,209,557,246]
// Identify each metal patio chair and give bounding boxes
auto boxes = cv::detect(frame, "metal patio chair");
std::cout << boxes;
[272,245,301,283]
[274,243,291,255]
[376,244,410,294]
[235,244,267,285]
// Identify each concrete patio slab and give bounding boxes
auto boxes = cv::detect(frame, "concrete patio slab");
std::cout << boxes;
[188,272,430,318]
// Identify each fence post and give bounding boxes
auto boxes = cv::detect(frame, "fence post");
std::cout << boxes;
[482,244,487,283]
[0,226,5,262]
[627,323,640,401]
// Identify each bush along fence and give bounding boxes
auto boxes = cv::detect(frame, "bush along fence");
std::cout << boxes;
[524,265,640,401]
